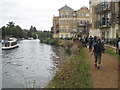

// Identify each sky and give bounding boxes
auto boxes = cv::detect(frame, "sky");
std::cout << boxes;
[0,0,89,31]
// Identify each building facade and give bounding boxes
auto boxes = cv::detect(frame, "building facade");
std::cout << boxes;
[52,5,90,39]
[89,0,120,39]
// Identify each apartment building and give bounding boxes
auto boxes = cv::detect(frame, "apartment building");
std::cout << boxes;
[89,0,120,39]
[52,5,90,38]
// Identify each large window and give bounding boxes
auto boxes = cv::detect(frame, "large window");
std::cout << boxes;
[66,34,68,38]
[65,26,69,32]
[86,13,90,16]
[101,13,110,26]
[79,13,84,16]
[65,12,69,18]
[60,26,64,31]
[66,20,69,23]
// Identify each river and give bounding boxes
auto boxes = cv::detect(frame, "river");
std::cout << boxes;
[1,39,68,88]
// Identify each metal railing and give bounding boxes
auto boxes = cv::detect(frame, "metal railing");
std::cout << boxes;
[105,38,118,47]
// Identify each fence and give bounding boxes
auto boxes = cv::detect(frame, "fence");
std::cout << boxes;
[105,38,118,47]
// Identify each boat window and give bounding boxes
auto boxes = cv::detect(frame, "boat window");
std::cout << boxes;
[5,43,10,47]
[11,42,17,46]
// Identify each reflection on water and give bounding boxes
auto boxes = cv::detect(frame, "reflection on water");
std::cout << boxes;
[2,39,70,88]
[2,40,56,88]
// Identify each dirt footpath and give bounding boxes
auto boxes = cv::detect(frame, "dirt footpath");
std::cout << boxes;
[87,48,118,88]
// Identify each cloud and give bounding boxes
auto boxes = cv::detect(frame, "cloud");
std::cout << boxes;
[0,0,90,30]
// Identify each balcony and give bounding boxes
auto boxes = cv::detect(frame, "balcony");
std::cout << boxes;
[101,2,111,12]
[116,14,120,24]
[78,22,87,27]
[100,20,111,28]
[95,20,111,28]
[95,2,111,14]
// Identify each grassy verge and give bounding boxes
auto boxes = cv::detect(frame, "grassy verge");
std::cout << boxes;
[105,47,118,59]
[47,48,92,88]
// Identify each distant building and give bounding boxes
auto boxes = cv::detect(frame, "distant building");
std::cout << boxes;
[52,5,91,39]
[89,0,120,39]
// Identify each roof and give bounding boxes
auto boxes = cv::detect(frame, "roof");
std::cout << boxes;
[58,5,74,11]
[81,6,88,9]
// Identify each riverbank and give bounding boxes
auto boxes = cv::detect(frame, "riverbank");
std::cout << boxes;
[47,48,92,88]
[42,39,93,88]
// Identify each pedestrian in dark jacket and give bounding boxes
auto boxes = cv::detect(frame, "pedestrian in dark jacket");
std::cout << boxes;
[91,39,104,69]
[88,36,93,52]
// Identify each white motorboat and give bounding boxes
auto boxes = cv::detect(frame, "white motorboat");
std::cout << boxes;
[2,38,19,50]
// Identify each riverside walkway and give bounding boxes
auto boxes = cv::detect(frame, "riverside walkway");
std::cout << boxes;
[86,48,118,88]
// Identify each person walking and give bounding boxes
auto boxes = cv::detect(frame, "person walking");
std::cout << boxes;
[88,36,93,52]
[91,39,104,69]
[117,37,120,55]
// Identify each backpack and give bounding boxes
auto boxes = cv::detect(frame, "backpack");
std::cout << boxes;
[94,41,103,53]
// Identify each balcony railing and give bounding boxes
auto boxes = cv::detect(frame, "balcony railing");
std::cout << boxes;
[78,22,90,27]
[95,2,111,14]
[94,20,111,28]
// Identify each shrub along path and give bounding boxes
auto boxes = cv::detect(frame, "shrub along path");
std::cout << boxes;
[86,48,118,88]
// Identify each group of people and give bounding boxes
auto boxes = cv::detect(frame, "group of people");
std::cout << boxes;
[79,36,120,69]
[84,36,105,69]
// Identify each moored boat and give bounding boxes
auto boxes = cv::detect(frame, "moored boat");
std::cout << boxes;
[2,38,19,50]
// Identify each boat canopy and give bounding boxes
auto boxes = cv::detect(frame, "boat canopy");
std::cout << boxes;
[2,40,9,44]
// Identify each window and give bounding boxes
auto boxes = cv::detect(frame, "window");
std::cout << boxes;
[66,34,68,38]
[79,13,83,16]
[86,20,89,24]
[65,12,69,18]
[86,13,90,16]
[60,13,64,18]
[61,26,64,31]
[66,20,69,23]
[60,20,64,24]
[73,12,76,16]
[79,20,83,24]
[61,34,63,38]
[73,20,76,23]
[65,26,69,32]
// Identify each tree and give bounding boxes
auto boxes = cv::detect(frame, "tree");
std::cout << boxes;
[15,25,22,38]
[1,26,6,38]
[30,25,37,32]
[6,22,15,27]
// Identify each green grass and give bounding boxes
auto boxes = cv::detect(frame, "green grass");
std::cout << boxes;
[47,48,93,88]
[105,47,118,59]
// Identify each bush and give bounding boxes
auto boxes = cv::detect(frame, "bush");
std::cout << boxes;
[41,38,59,45]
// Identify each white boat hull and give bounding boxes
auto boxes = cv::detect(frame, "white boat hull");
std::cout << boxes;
[2,45,19,50]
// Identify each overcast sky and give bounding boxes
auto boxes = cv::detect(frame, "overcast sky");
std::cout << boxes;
[0,0,89,30]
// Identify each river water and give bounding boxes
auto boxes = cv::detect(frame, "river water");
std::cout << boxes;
[1,39,68,88]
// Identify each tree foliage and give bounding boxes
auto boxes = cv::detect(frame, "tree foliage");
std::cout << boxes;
[38,31,52,41]
[1,22,38,39]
